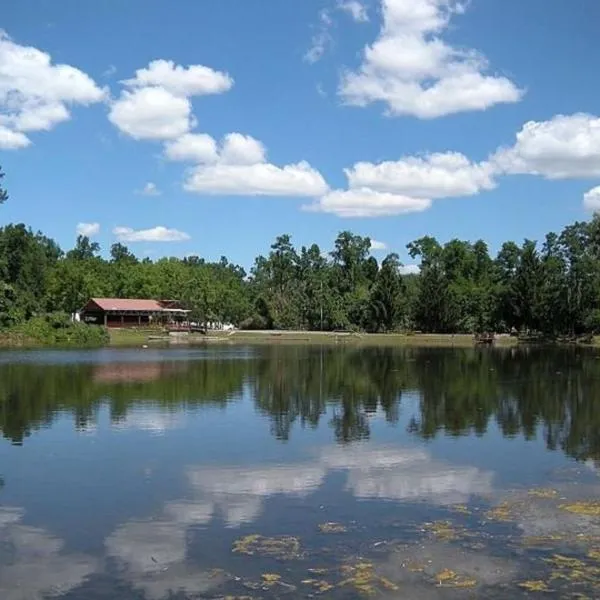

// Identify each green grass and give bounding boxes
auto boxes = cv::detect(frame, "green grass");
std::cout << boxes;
[205,330,520,347]
[107,328,165,346]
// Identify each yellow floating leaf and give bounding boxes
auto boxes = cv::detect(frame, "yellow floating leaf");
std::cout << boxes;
[518,580,550,592]
[318,522,348,533]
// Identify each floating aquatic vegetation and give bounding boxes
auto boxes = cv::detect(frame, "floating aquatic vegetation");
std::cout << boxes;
[318,522,348,533]
[337,561,399,596]
[518,580,550,592]
[450,504,472,515]
[559,502,600,517]
[422,520,463,541]
[587,549,600,561]
[484,501,516,522]
[433,568,477,588]
[301,578,335,593]
[541,552,600,588]
[528,488,559,499]
[522,534,566,548]
[261,573,280,585]
[232,534,302,559]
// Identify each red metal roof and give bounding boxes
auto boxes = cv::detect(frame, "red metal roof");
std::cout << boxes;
[89,298,164,312]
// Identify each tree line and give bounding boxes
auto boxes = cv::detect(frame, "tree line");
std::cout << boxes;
[2,165,600,335]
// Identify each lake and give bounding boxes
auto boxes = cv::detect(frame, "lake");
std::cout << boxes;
[2,345,600,599]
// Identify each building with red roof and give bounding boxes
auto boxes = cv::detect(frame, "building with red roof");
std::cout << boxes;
[79,298,190,328]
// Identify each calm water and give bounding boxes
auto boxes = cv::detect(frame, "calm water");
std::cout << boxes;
[2,345,600,599]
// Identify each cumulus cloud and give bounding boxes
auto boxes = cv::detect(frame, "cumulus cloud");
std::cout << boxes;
[122,59,232,97]
[109,59,232,141]
[113,226,190,242]
[584,186,600,212]
[164,132,219,163]
[369,239,387,250]
[339,0,523,118]
[492,113,600,179]
[0,31,105,149]
[138,182,161,196]
[108,87,193,141]
[306,187,431,217]
[169,131,328,197]
[308,151,493,218]
[76,222,100,237]
[220,132,266,165]
[185,161,328,197]
[347,152,496,198]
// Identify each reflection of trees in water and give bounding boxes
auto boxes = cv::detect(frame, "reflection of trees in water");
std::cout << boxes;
[2,347,600,462]
[0,359,247,444]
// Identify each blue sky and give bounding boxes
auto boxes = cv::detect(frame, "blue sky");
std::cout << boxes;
[1,0,600,270]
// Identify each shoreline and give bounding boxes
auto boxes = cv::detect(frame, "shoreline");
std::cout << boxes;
[2,329,599,349]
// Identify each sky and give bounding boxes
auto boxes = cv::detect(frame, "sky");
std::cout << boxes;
[1,0,600,270]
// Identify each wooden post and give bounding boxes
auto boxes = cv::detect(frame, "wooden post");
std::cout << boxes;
[104,313,107,327]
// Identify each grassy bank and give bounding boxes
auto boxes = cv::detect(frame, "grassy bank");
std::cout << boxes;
[218,330,521,347]
[3,325,596,349]
[108,329,521,348]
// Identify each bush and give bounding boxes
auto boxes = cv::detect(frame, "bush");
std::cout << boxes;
[4,313,109,346]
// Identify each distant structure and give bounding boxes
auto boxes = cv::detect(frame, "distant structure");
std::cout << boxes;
[79,298,190,329]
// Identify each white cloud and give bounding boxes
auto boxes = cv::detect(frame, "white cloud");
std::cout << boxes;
[307,150,493,218]
[305,2,369,64]
[122,59,232,98]
[584,186,600,212]
[164,132,218,163]
[106,521,186,574]
[304,9,334,64]
[338,0,369,22]
[399,263,420,275]
[322,445,494,505]
[492,113,600,179]
[339,0,523,118]
[184,160,329,197]
[0,31,105,148]
[139,182,162,196]
[186,465,325,527]
[76,222,100,237]
[109,59,232,141]
[306,187,431,217]
[0,507,98,600]
[370,239,387,250]
[0,124,31,149]
[108,87,193,141]
[105,519,226,600]
[347,152,496,198]
[113,226,190,242]
[113,409,184,432]
[220,133,266,165]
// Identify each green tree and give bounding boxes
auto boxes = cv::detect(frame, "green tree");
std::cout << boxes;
[0,165,8,204]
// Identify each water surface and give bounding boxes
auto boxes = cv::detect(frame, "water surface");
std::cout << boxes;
[2,345,600,598]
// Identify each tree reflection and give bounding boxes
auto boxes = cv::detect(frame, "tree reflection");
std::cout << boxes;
[2,347,600,462]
